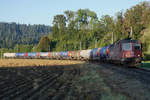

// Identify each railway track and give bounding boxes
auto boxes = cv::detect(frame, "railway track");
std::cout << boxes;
[0,66,81,100]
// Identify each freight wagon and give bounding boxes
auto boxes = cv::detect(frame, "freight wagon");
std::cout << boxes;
[90,48,101,61]
[70,51,80,60]
[39,52,49,59]
[80,49,91,60]
[4,53,16,58]
[99,46,109,61]
[27,52,37,58]
[16,53,26,58]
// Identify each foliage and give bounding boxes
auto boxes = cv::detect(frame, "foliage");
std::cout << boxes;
[123,2,150,39]
[0,22,51,48]
[38,36,50,52]
[140,25,150,60]
[44,1,150,55]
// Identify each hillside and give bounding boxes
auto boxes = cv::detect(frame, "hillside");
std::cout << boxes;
[0,22,51,48]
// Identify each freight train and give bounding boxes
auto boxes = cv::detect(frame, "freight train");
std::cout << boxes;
[4,38,142,67]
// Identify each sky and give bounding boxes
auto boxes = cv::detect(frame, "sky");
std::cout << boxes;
[0,0,147,26]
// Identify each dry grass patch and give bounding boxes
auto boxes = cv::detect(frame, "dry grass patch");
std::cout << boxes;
[0,59,85,67]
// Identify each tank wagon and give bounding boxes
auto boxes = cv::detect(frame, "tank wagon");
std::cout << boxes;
[51,52,58,59]
[39,52,49,59]
[3,38,142,67]
[60,51,69,59]
[90,48,101,61]
[16,53,26,58]
[80,49,91,60]
[3,53,16,58]
[99,46,109,61]
[27,52,37,59]
[70,51,80,60]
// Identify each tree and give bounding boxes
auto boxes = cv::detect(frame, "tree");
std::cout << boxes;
[53,15,66,32]
[123,2,150,39]
[114,11,125,41]
[38,36,50,52]
[64,10,75,24]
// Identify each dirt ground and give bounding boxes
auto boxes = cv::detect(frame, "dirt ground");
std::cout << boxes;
[0,60,149,100]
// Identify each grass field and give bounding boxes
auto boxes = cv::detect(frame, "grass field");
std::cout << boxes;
[141,61,150,68]
[0,59,85,67]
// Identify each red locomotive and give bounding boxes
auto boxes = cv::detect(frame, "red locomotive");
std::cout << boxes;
[108,38,142,66]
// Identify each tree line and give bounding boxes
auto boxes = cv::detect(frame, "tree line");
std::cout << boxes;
[38,1,150,60]
[0,22,51,48]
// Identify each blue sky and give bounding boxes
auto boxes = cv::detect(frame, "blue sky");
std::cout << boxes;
[0,0,146,25]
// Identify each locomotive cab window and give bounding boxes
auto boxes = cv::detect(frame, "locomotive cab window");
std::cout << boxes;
[133,43,141,50]
[122,43,131,51]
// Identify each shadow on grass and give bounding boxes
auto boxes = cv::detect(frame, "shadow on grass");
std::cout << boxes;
[141,62,150,68]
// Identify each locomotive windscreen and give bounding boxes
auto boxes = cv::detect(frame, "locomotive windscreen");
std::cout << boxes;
[133,43,141,50]
[122,43,131,51]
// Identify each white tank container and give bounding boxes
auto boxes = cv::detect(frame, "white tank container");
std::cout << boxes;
[80,49,91,60]
[4,53,16,58]
[39,52,48,57]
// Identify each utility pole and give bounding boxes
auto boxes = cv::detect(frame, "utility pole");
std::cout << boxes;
[64,44,66,51]
[1,49,2,59]
[95,39,97,48]
[49,45,50,52]
[74,44,76,50]
[48,45,50,52]
[112,32,114,44]
[17,44,19,53]
[130,27,133,38]
[33,46,34,52]
[80,42,82,50]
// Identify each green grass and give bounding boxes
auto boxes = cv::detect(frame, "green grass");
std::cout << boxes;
[141,61,150,68]
[78,64,127,100]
